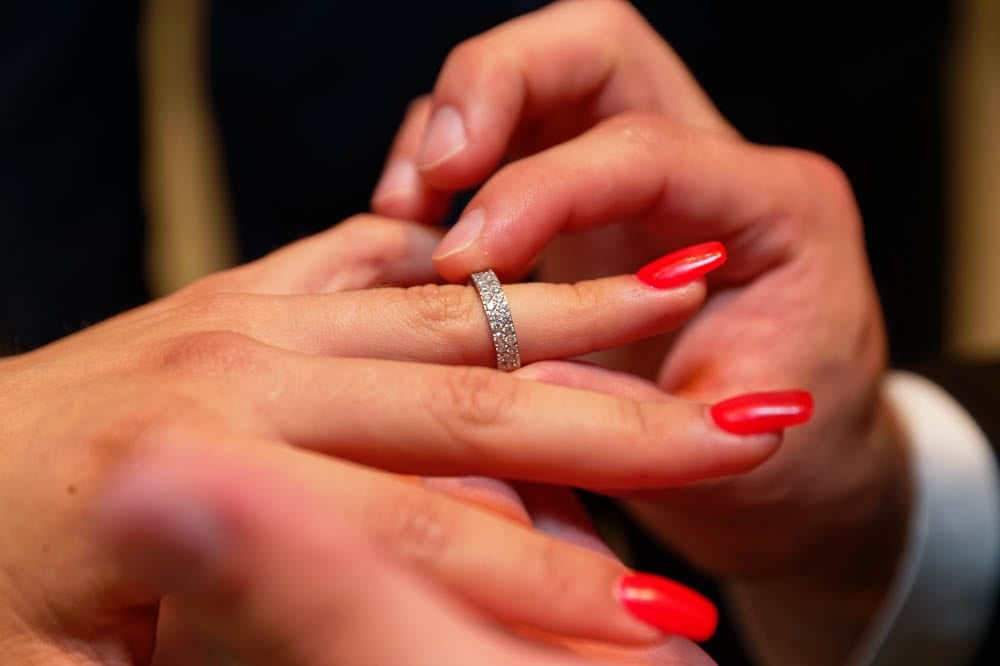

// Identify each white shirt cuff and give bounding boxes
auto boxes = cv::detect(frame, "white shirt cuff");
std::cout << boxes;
[729,371,1000,666]
[847,371,1000,665]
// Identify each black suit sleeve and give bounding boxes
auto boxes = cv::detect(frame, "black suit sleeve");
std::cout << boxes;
[0,1,149,353]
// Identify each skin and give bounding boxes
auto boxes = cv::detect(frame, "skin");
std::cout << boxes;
[375,1,911,661]
[0,214,772,664]
[90,446,714,666]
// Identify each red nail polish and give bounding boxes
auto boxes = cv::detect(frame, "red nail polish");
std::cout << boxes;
[617,573,718,642]
[636,241,727,289]
[710,390,814,435]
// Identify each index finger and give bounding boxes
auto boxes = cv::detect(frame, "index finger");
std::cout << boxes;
[413,0,731,189]
[431,113,832,282]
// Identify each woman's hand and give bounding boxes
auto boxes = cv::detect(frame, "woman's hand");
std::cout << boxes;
[90,446,715,666]
[374,0,910,653]
[0,214,787,663]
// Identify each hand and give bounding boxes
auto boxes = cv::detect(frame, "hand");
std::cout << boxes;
[92,446,715,666]
[374,0,910,655]
[0,214,779,662]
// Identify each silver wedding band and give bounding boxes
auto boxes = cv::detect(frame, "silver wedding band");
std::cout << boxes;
[470,269,521,371]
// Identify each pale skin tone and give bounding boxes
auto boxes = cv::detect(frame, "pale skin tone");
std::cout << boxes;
[375,0,911,661]
[0,214,761,664]
[94,447,714,666]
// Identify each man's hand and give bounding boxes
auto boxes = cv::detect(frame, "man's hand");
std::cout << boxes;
[373,1,911,659]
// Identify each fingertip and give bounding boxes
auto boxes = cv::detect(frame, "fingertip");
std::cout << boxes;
[701,403,785,473]
[709,389,815,436]
[371,184,453,226]
[431,209,485,264]
[416,105,468,170]
[372,160,420,208]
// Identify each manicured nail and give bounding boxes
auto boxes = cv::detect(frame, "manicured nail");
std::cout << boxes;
[373,159,418,202]
[636,241,726,289]
[617,573,718,642]
[433,209,484,260]
[417,105,467,167]
[710,390,814,435]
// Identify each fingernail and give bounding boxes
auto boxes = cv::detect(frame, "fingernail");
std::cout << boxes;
[433,209,484,260]
[710,389,814,435]
[617,573,718,642]
[373,159,418,202]
[417,105,467,167]
[636,241,726,289]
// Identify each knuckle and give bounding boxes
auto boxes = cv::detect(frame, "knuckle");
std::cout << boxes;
[374,489,454,568]
[559,281,603,314]
[776,148,860,223]
[601,111,668,151]
[402,284,479,339]
[527,539,589,609]
[159,330,271,378]
[791,149,855,201]
[428,366,517,441]
[618,399,665,447]
[88,386,216,472]
[439,33,519,103]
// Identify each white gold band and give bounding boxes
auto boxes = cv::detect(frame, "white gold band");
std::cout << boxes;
[470,269,521,371]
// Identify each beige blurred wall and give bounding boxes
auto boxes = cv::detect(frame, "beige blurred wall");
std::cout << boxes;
[949,0,1000,358]
[142,0,233,295]
[142,0,1000,357]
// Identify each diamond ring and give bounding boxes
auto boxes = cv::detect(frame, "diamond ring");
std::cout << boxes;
[470,269,521,371]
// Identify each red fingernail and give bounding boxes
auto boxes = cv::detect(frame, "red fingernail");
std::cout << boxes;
[636,241,727,289]
[710,390,814,435]
[617,573,718,642]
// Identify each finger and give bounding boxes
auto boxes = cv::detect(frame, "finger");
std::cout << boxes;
[412,0,731,190]
[519,483,618,558]
[432,114,831,282]
[516,489,717,660]
[371,96,455,223]
[173,215,443,298]
[96,449,597,666]
[562,637,717,666]
[518,360,671,403]
[212,351,788,488]
[199,268,710,367]
[422,476,533,525]
[102,433,718,645]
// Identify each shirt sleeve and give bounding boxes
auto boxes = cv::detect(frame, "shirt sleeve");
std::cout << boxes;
[728,371,1000,666]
